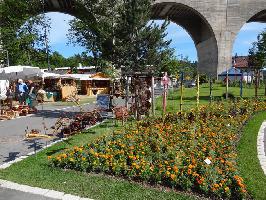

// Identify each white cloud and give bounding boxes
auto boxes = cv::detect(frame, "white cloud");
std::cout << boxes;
[166,26,191,41]
[233,22,266,56]
[242,40,254,46]
[241,22,266,32]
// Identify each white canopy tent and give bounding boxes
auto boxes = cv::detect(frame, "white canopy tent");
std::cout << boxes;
[60,74,110,81]
[41,72,61,79]
[0,66,43,81]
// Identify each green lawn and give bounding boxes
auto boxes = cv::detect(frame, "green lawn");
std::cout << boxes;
[237,112,266,200]
[0,85,265,200]
[45,95,96,107]
[0,120,199,200]
[156,83,266,112]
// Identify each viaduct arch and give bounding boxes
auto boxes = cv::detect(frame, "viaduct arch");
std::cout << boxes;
[1,0,266,76]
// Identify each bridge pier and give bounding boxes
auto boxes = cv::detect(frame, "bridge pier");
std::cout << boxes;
[0,0,265,75]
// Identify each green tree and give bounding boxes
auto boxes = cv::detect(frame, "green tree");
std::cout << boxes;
[68,0,174,73]
[49,51,67,68]
[0,0,51,67]
[164,56,197,79]
[248,29,266,97]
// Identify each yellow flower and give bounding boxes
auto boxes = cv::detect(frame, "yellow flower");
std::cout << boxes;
[224,187,229,193]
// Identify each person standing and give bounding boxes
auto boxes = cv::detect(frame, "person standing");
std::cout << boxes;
[6,83,15,109]
[27,80,38,109]
[16,79,28,105]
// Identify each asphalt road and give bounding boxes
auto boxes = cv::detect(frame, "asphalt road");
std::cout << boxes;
[0,103,96,165]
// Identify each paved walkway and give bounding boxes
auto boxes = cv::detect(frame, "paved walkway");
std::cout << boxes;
[0,102,97,200]
[0,103,95,165]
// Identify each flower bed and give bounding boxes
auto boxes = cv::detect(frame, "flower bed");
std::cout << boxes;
[50,100,266,199]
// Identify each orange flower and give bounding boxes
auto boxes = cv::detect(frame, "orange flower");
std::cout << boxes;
[173,166,178,173]
[170,174,176,180]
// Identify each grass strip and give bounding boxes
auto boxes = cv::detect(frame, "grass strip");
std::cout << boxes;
[238,111,266,200]
[156,84,265,112]
[0,120,196,200]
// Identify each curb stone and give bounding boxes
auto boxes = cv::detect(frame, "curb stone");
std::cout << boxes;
[0,179,93,200]
[257,121,266,175]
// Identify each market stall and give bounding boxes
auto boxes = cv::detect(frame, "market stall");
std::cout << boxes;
[0,66,45,120]
[42,77,61,102]
[80,73,110,96]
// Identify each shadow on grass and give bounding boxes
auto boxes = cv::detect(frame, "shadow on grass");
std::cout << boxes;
[46,147,68,156]
[61,138,74,145]
[85,130,97,134]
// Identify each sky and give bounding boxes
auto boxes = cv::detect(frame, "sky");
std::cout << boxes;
[45,12,266,62]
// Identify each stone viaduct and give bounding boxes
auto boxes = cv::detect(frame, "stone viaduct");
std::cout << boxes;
[1,0,266,76]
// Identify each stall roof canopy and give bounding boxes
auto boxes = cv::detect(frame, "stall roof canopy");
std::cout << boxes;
[60,73,110,81]
[91,72,109,78]
[0,65,42,80]
[41,72,61,79]
[219,67,242,76]
[54,66,96,70]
